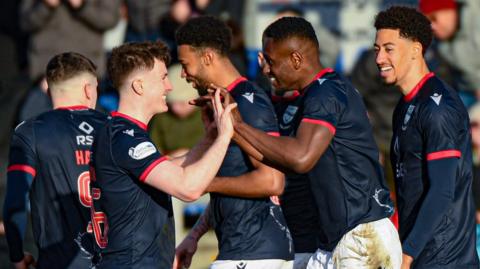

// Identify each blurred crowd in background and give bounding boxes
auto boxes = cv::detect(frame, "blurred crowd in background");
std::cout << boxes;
[1,0,479,268]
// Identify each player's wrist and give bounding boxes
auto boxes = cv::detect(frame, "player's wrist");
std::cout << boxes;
[216,132,232,144]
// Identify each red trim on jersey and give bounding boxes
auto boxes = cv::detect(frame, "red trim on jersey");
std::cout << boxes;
[267,132,280,137]
[56,105,90,111]
[7,164,36,177]
[139,156,169,182]
[302,118,336,135]
[111,112,148,131]
[309,68,334,84]
[226,77,248,92]
[404,72,435,102]
[427,150,461,161]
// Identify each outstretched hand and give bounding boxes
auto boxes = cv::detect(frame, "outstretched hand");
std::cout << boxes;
[212,87,236,139]
[208,83,243,126]
[172,236,198,269]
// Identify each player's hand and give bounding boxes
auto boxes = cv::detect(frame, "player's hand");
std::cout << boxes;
[212,88,236,139]
[201,106,217,142]
[189,95,212,107]
[14,252,36,269]
[208,83,243,126]
[400,253,413,269]
[43,0,60,8]
[172,235,198,269]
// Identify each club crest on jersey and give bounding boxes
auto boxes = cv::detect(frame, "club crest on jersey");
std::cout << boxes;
[283,105,298,124]
[401,105,415,131]
[128,142,156,160]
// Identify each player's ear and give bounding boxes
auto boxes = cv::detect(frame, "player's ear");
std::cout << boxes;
[202,49,214,66]
[411,41,422,60]
[291,51,303,70]
[84,78,95,99]
[131,79,144,95]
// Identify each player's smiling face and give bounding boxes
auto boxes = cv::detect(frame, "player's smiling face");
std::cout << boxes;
[144,59,172,113]
[374,29,416,87]
[262,37,298,93]
[178,45,211,96]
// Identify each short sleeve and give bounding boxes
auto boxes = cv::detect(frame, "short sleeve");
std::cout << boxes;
[112,130,168,182]
[420,102,464,161]
[302,80,346,135]
[235,88,279,135]
[8,121,37,177]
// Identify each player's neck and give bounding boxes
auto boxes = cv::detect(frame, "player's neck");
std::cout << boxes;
[398,61,430,96]
[211,59,242,88]
[52,96,91,110]
[117,101,151,127]
[299,62,324,90]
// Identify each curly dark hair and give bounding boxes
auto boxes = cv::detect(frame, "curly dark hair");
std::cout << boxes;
[46,52,97,85]
[107,41,170,89]
[374,6,432,54]
[263,16,318,47]
[175,15,232,55]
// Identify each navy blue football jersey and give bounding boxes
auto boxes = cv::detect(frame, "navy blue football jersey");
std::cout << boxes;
[90,112,174,269]
[277,68,393,252]
[391,73,479,267]
[4,106,107,269]
[210,77,294,261]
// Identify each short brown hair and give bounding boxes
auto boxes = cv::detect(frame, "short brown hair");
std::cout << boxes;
[46,52,97,85]
[107,41,171,89]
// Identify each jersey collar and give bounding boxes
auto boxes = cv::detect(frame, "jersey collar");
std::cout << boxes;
[403,72,435,102]
[56,105,89,111]
[303,68,334,91]
[226,77,248,92]
[272,68,335,102]
[310,68,334,84]
[111,111,148,131]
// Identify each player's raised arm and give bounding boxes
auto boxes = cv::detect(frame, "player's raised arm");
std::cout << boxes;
[144,89,236,201]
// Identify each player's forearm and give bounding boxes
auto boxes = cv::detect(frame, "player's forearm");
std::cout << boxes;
[180,135,230,200]
[208,169,284,198]
[235,122,305,172]
[3,173,32,263]
[402,158,457,259]
[188,204,212,241]
[175,136,214,167]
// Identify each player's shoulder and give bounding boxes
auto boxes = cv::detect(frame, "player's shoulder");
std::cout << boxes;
[232,80,273,109]
[110,116,150,144]
[418,77,465,116]
[305,72,349,107]
[12,118,36,137]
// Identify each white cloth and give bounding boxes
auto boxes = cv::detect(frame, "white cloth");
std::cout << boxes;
[294,253,315,269]
[307,218,402,269]
[210,259,294,269]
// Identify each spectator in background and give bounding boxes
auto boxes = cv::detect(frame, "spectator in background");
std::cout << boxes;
[124,0,170,43]
[159,0,194,63]
[468,103,480,257]
[19,0,121,122]
[21,0,121,81]
[226,19,248,76]
[419,0,480,107]
[149,64,205,157]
